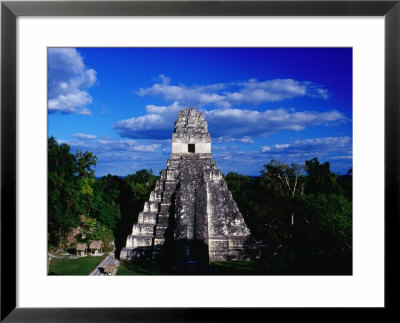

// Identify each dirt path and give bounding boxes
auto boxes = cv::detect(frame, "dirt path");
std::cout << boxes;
[89,254,120,276]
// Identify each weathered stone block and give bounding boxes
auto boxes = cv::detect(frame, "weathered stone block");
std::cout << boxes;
[132,223,155,236]
[138,212,157,224]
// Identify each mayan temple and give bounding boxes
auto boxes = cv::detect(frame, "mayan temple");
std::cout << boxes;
[120,108,252,272]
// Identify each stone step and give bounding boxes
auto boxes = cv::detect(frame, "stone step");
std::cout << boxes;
[161,190,175,200]
[132,223,156,236]
[159,203,172,214]
[155,226,168,239]
[125,235,153,249]
[153,238,165,246]
[143,201,159,212]
[125,247,153,260]
[138,212,157,224]
[148,190,162,202]
[156,216,170,226]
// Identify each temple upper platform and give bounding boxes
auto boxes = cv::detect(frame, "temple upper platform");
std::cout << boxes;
[171,108,211,156]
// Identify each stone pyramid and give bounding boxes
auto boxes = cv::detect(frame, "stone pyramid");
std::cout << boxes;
[120,108,251,269]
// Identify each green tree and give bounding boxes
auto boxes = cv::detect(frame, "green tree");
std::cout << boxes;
[292,193,352,274]
[224,159,352,274]
[48,137,101,247]
[304,157,339,195]
[337,167,353,201]
[261,160,305,197]
[91,175,122,230]
[48,136,80,246]
[261,160,305,226]
[75,151,98,178]
[125,169,157,200]
[225,172,261,231]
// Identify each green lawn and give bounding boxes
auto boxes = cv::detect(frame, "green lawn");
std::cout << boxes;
[117,261,167,275]
[48,254,107,275]
[116,260,270,275]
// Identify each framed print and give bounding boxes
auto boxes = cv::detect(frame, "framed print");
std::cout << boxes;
[1,0,399,321]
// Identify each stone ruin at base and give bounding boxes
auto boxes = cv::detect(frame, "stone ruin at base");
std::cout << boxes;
[120,108,254,272]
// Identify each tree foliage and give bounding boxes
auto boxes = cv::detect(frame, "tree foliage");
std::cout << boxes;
[48,136,80,246]
[226,157,352,274]
[304,157,339,195]
[75,151,98,178]
[261,159,305,197]
[48,137,122,247]
[48,137,158,255]
[125,169,157,200]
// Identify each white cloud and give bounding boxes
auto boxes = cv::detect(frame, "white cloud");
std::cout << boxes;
[113,103,347,140]
[205,108,346,138]
[61,138,160,155]
[72,133,96,140]
[210,137,352,175]
[137,75,329,108]
[261,136,352,155]
[48,48,97,115]
[113,102,183,139]
[213,136,254,144]
[329,155,353,160]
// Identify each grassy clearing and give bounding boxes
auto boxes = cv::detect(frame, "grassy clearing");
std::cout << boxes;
[116,260,270,275]
[48,254,107,275]
[117,261,167,275]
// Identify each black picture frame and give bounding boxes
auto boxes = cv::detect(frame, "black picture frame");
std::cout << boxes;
[1,0,399,321]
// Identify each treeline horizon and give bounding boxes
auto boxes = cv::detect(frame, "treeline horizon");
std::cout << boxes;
[95,168,352,180]
[48,136,352,274]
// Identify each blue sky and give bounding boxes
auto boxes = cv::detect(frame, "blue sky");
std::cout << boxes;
[48,48,352,177]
